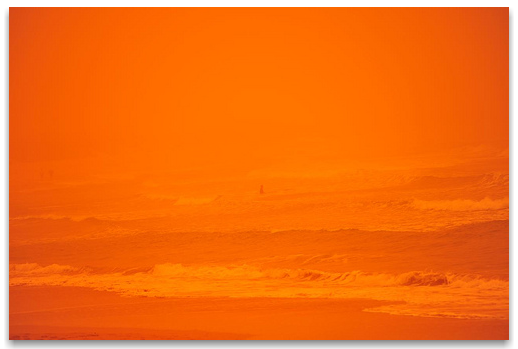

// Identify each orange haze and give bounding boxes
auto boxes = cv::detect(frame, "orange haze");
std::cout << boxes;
[11,8,508,171]
[10,8,508,340]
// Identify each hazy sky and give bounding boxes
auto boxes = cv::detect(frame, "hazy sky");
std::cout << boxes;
[10,8,508,173]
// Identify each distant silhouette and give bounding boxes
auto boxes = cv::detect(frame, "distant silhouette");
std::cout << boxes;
[260,185,264,194]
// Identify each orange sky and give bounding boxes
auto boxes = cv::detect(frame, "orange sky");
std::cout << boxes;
[10,8,508,174]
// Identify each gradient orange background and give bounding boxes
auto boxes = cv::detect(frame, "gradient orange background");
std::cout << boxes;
[10,8,508,173]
